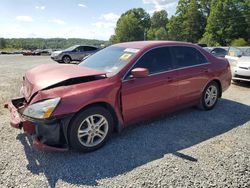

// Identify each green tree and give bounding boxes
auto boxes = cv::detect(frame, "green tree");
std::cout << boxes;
[110,8,150,43]
[151,10,168,31]
[0,38,6,49]
[168,16,183,41]
[200,0,212,17]
[241,0,250,44]
[182,0,205,42]
[168,0,205,42]
[231,38,248,46]
[201,0,248,46]
[147,10,169,40]
[3,38,107,50]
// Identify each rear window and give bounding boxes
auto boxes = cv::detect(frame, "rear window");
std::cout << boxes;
[172,46,207,67]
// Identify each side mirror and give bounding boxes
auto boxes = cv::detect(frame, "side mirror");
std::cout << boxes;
[131,68,149,78]
[237,54,242,58]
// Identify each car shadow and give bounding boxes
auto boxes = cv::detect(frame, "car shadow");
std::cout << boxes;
[232,81,250,88]
[16,98,250,187]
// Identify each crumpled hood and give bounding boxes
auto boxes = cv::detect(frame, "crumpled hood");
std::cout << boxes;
[23,64,106,101]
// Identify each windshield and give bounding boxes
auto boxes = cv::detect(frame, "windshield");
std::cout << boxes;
[79,46,140,76]
[65,45,78,51]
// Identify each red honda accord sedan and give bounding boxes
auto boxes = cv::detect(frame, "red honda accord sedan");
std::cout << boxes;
[5,41,232,152]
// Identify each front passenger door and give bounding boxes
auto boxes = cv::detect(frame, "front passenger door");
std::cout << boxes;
[121,47,179,125]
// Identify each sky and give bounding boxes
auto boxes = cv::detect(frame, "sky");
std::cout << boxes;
[0,0,179,40]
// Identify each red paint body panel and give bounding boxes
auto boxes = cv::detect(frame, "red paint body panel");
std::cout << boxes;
[30,76,124,124]
[23,122,35,135]
[122,71,179,124]
[5,41,232,151]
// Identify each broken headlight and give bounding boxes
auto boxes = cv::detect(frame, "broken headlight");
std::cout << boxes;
[23,98,60,119]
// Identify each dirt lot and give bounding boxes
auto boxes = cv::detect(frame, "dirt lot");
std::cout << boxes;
[0,55,249,188]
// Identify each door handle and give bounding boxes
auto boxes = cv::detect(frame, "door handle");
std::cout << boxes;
[166,76,174,82]
[203,69,210,73]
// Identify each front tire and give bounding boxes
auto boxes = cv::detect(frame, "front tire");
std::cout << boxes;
[198,81,219,110]
[68,106,114,152]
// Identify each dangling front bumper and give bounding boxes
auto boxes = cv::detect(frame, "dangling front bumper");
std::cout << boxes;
[4,97,70,152]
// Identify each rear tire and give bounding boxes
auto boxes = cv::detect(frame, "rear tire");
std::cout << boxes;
[198,81,219,111]
[68,106,114,152]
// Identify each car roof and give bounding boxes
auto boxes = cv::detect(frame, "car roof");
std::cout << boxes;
[71,45,98,48]
[114,41,195,50]
[79,45,98,48]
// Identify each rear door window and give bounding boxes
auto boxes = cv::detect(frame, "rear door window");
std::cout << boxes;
[84,46,98,51]
[171,46,207,68]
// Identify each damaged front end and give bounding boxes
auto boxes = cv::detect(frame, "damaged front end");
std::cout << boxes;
[5,64,111,152]
[5,97,71,152]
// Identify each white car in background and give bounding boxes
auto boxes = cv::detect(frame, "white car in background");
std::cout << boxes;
[225,47,250,82]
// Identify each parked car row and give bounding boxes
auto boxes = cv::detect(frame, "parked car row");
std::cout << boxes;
[0,51,23,55]
[202,46,250,82]
[0,49,53,56]
[22,49,53,56]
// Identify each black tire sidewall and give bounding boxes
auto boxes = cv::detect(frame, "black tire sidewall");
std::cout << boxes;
[63,55,71,63]
[201,81,219,110]
[68,106,114,152]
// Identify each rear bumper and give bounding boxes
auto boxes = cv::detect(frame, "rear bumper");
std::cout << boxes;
[4,98,71,152]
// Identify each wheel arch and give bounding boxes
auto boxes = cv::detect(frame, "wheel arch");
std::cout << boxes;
[68,101,120,133]
[62,54,71,61]
[202,79,222,98]
[211,79,222,98]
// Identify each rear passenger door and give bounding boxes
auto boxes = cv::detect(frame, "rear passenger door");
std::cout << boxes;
[76,46,86,60]
[171,46,210,106]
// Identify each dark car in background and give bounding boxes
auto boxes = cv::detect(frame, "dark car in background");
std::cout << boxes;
[204,47,228,57]
[51,45,99,64]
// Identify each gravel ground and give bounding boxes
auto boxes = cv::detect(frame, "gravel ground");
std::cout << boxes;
[0,55,249,188]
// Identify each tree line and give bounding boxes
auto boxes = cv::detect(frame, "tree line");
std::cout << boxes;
[0,38,108,50]
[110,0,250,46]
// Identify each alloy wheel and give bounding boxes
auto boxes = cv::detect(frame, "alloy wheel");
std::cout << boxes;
[77,114,109,147]
[63,56,71,63]
[204,85,218,107]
